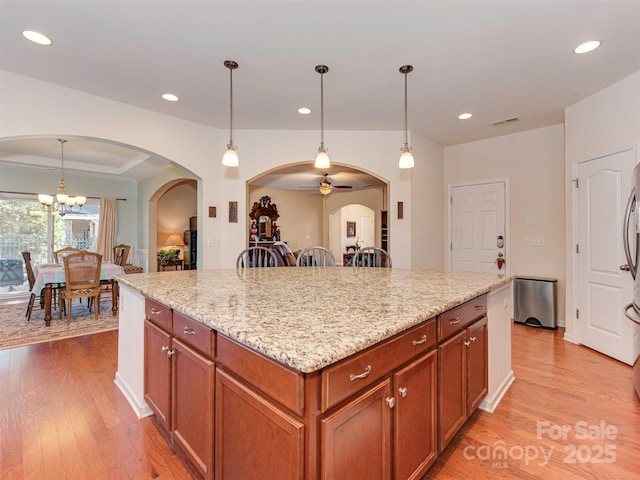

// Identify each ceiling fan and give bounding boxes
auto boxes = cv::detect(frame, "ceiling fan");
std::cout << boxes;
[299,173,353,195]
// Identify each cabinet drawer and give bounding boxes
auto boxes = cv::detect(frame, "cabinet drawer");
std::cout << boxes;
[145,298,172,331]
[173,311,215,358]
[322,319,436,412]
[437,295,487,342]
[216,334,305,417]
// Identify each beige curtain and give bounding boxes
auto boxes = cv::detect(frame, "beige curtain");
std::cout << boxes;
[97,197,117,262]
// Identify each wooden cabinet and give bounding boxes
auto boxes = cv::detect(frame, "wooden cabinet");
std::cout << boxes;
[144,319,172,430]
[215,368,305,480]
[321,321,438,480]
[171,338,215,480]
[321,379,393,480]
[143,300,215,480]
[394,350,438,480]
[437,296,488,453]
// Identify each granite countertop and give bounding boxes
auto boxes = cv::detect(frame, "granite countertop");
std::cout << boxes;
[116,268,511,373]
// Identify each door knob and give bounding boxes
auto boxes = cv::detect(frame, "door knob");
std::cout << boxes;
[620,264,630,271]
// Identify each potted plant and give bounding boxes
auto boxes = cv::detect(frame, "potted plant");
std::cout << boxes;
[157,249,179,265]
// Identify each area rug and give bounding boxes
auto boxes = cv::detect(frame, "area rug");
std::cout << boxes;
[0,300,118,350]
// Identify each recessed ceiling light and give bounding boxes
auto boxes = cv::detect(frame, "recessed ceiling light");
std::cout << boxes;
[458,113,473,120]
[22,30,52,46]
[298,107,311,115]
[162,93,179,102]
[574,40,601,54]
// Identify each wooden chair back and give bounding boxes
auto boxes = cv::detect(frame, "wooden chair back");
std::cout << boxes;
[60,251,102,324]
[236,247,278,268]
[296,246,335,267]
[21,251,36,290]
[113,244,131,266]
[352,247,392,268]
[54,246,82,263]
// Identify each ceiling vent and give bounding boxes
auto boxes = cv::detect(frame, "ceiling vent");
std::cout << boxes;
[490,116,519,127]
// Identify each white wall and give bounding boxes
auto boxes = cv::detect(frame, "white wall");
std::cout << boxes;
[444,124,566,321]
[564,71,640,340]
[1,71,445,269]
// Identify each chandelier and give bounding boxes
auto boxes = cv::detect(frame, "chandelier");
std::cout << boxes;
[38,139,86,216]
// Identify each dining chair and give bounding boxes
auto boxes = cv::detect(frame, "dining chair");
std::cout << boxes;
[54,246,82,263]
[236,247,278,268]
[59,251,103,324]
[296,246,335,267]
[114,243,143,273]
[21,251,42,321]
[352,247,392,268]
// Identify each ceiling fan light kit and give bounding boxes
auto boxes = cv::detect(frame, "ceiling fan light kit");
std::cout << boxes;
[399,64,415,169]
[314,64,331,169]
[223,60,239,167]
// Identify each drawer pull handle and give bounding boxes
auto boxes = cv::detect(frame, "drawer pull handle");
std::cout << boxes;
[150,307,162,315]
[449,317,461,325]
[386,396,396,409]
[183,327,196,336]
[398,387,408,398]
[350,365,372,381]
[412,334,427,346]
[475,305,485,311]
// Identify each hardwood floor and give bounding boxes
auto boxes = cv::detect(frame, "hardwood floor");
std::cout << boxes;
[0,324,638,479]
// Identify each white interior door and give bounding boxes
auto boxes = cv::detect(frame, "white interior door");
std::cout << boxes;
[577,149,639,365]
[450,182,506,273]
[360,215,374,248]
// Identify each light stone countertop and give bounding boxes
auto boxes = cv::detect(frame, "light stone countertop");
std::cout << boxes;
[116,268,512,373]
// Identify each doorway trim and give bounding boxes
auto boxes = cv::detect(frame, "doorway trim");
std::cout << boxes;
[446,177,511,273]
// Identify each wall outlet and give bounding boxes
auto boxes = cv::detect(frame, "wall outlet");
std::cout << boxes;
[526,236,545,246]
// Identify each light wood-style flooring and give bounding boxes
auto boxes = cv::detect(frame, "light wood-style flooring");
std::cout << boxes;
[1,323,639,479]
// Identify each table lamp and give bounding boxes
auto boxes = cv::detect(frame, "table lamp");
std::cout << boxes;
[164,233,185,259]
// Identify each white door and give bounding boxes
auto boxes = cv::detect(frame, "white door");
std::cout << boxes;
[360,215,374,248]
[577,149,639,365]
[450,182,506,273]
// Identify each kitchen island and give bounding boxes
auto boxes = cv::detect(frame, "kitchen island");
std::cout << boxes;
[114,268,513,479]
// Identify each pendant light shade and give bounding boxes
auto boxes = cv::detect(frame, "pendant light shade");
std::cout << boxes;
[223,60,239,167]
[314,65,331,169]
[399,64,415,169]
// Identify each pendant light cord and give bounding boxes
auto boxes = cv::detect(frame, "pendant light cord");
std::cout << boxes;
[403,72,408,148]
[229,65,234,146]
[320,71,324,147]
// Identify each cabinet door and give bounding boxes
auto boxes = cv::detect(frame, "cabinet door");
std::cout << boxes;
[144,319,172,430]
[321,379,392,480]
[466,316,488,415]
[215,368,304,480]
[394,350,438,480]
[172,338,215,480]
[438,329,466,452]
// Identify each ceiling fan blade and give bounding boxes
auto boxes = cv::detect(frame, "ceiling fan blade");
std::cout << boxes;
[333,185,353,189]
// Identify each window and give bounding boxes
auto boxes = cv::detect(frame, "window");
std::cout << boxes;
[0,194,100,298]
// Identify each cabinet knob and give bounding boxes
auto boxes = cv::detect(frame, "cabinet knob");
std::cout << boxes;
[464,340,471,348]
[470,336,477,343]
[398,387,408,398]
[161,346,175,358]
[385,397,396,409]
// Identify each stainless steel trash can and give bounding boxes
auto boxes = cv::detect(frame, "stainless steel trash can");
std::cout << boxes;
[514,276,557,329]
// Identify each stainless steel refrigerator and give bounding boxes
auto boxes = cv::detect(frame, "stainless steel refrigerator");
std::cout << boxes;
[623,163,640,399]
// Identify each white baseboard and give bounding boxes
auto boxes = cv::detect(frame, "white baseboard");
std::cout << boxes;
[114,372,153,419]
[479,369,515,413]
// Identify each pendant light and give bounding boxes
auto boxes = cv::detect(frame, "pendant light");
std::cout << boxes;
[222,60,239,167]
[399,65,415,169]
[38,139,86,216]
[314,65,331,169]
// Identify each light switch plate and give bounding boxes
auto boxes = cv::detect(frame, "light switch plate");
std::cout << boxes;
[526,236,545,246]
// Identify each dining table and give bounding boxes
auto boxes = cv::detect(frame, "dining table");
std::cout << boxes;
[32,262,125,326]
